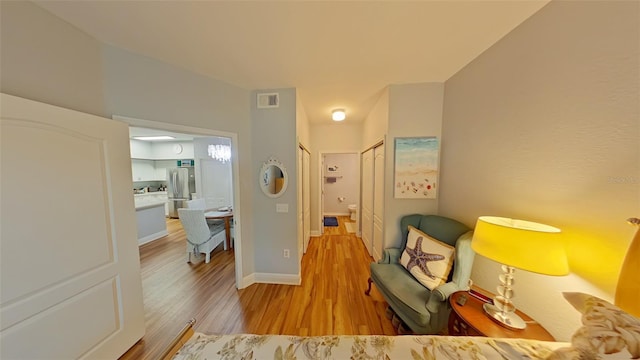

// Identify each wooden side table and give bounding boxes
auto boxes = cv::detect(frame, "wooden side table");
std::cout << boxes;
[448,290,555,341]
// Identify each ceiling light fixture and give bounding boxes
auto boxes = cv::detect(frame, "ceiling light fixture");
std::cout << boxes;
[332,109,346,121]
[133,136,175,141]
[208,144,231,163]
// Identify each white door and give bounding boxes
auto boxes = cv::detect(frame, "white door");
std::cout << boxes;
[0,94,145,359]
[361,149,374,256]
[372,144,385,261]
[297,147,304,261]
[303,150,311,253]
[199,158,232,209]
[320,154,325,234]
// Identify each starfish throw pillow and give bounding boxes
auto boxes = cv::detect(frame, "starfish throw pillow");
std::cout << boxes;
[399,225,455,290]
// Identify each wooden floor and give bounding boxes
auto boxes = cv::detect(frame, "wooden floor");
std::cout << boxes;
[120,216,395,360]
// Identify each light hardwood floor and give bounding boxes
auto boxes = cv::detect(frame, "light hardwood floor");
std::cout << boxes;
[120,216,395,360]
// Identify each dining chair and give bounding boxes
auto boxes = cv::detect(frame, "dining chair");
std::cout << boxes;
[186,198,223,228]
[186,198,207,210]
[177,208,223,263]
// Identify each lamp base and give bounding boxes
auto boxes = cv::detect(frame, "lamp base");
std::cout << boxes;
[482,303,526,330]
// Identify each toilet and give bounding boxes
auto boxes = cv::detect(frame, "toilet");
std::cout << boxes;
[348,204,357,221]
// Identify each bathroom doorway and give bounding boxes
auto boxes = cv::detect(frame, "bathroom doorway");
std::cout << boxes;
[320,152,360,235]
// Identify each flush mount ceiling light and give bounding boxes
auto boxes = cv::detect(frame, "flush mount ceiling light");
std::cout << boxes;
[133,136,175,141]
[332,109,346,121]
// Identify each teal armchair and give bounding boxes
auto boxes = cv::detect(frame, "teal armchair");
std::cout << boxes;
[365,214,475,334]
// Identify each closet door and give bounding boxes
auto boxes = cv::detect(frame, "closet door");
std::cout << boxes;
[297,147,304,260]
[361,149,374,256]
[303,150,311,253]
[0,94,144,359]
[372,144,385,261]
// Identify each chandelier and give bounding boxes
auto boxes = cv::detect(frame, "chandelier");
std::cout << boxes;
[207,144,231,163]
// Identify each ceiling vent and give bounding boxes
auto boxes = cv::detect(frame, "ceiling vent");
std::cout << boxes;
[257,93,279,109]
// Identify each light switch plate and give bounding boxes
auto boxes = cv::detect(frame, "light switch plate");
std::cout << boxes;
[276,203,288,213]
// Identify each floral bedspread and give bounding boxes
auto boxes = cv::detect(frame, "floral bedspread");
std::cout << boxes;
[173,333,567,360]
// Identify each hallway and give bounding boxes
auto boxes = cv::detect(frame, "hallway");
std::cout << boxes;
[120,216,395,360]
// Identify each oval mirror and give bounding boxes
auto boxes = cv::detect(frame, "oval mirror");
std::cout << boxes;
[260,158,288,198]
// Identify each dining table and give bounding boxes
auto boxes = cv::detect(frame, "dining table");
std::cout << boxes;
[204,210,234,250]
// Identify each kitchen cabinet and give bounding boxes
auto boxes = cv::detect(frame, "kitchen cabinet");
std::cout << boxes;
[131,159,161,181]
[135,202,167,245]
[130,139,195,182]
[130,139,194,160]
[134,192,169,216]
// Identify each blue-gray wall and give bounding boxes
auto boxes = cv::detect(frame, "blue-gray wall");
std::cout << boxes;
[251,89,300,277]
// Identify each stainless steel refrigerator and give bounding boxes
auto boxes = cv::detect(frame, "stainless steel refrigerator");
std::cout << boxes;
[167,167,195,218]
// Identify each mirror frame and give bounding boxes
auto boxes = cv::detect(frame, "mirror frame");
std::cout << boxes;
[259,157,288,198]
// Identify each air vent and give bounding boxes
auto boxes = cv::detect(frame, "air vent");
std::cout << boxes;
[257,93,279,108]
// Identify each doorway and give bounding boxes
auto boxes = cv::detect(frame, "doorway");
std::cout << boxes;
[116,115,244,289]
[320,152,360,235]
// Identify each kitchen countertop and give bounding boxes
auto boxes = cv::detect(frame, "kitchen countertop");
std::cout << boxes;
[134,191,168,196]
[135,201,167,211]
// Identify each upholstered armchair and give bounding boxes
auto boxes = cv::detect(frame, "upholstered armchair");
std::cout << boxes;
[365,214,475,334]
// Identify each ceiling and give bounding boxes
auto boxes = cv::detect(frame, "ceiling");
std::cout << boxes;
[35,1,549,124]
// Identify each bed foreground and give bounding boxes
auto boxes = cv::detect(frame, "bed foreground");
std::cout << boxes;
[171,332,566,359]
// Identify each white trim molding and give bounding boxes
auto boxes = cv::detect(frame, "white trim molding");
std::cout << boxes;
[243,272,301,286]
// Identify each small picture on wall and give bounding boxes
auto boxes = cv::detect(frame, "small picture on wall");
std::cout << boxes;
[394,137,439,199]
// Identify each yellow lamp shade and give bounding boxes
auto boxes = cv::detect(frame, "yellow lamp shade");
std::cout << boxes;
[472,216,568,276]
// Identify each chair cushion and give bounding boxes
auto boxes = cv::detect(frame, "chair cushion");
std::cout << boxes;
[400,226,455,290]
[370,262,432,327]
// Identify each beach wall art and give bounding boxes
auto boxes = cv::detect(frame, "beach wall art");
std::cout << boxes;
[394,137,439,199]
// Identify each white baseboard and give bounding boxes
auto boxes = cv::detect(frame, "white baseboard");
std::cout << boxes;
[242,272,301,287]
[138,230,168,246]
[310,230,321,237]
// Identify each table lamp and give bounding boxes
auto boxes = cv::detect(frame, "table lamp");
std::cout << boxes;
[471,216,568,330]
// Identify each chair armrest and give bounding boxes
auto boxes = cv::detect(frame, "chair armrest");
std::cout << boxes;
[425,231,476,313]
[450,231,475,289]
[425,282,462,312]
[378,248,403,264]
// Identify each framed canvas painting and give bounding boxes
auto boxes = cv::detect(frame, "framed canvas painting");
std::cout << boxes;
[394,137,439,199]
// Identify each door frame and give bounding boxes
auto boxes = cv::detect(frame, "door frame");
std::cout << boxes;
[318,151,361,235]
[114,115,244,289]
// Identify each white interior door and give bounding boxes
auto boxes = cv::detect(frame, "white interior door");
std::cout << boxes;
[0,93,145,359]
[297,147,304,261]
[199,158,232,209]
[372,144,385,261]
[303,150,311,253]
[320,154,325,234]
[361,149,374,256]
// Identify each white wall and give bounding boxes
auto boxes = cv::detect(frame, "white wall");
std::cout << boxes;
[0,1,105,117]
[361,88,389,149]
[150,141,195,160]
[322,153,359,215]
[251,88,300,279]
[1,3,256,279]
[384,83,444,248]
[296,89,311,148]
[440,0,639,341]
